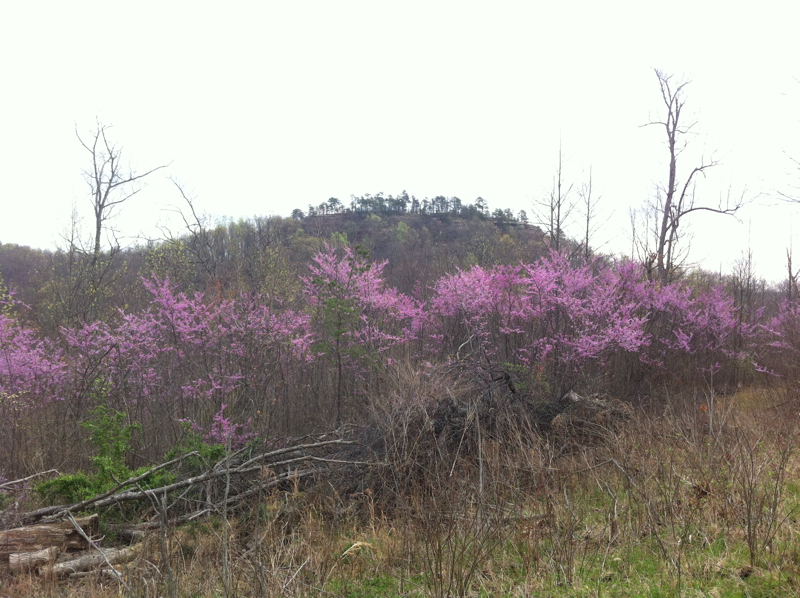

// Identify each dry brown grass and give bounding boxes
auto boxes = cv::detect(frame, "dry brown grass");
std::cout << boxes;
[3,381,800,597]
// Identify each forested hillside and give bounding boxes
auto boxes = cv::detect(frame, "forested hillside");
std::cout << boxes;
[1,201,541,327]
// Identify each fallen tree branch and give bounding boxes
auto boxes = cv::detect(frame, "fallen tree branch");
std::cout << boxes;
[0,470,60,490]
[68,566,126,580]
[224,467,326,508]
[18,438,359,525]
[131,466,328,530]
[234,438,355,470]
[32,452,200,524]
[64,512,130,590]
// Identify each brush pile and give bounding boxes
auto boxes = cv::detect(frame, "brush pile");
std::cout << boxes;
[0,363,632,582]
[0,433,360,579]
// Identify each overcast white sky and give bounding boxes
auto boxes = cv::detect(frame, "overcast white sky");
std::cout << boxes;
[1,1,799,281]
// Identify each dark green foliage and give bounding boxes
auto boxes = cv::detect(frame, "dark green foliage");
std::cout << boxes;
[35,471,95,504]
[81,404,141,488]
[36,405,173,506]
[164,427,228,476]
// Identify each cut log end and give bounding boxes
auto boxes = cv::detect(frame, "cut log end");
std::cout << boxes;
[1,514,98,562]
[9,546,60,573]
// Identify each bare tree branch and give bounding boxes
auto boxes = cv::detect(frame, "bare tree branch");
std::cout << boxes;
[168,178,218,279]
[778,153,800,202]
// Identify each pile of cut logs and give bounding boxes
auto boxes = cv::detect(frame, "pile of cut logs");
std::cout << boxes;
[0,515,141,579]
[0,432,364,581]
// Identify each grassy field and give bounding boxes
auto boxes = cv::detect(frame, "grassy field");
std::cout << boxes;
[2,387,799,597]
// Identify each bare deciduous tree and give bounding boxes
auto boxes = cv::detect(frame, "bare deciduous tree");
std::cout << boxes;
[577,166,611,260]
[46,120,172,324]
[786,238,799,301]
[778,77,800,203]
[643,70,743,282]
[76,121,169,268]
[168,178,217,282]
[534,142,575,252]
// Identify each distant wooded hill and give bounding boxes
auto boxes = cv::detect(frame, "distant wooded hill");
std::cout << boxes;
[0,199,550,334]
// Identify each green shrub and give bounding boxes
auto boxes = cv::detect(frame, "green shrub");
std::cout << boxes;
[164,426,228,476]
[80,404,141,487]
[36,472,95,504]
[36,405,172,506]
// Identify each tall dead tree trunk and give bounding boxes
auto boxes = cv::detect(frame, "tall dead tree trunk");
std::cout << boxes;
[645,70,742,283]
[534,141,575,252]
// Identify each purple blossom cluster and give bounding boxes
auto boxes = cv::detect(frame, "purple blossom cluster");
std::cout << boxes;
[425,252,749,392]
[0,245,778,465]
